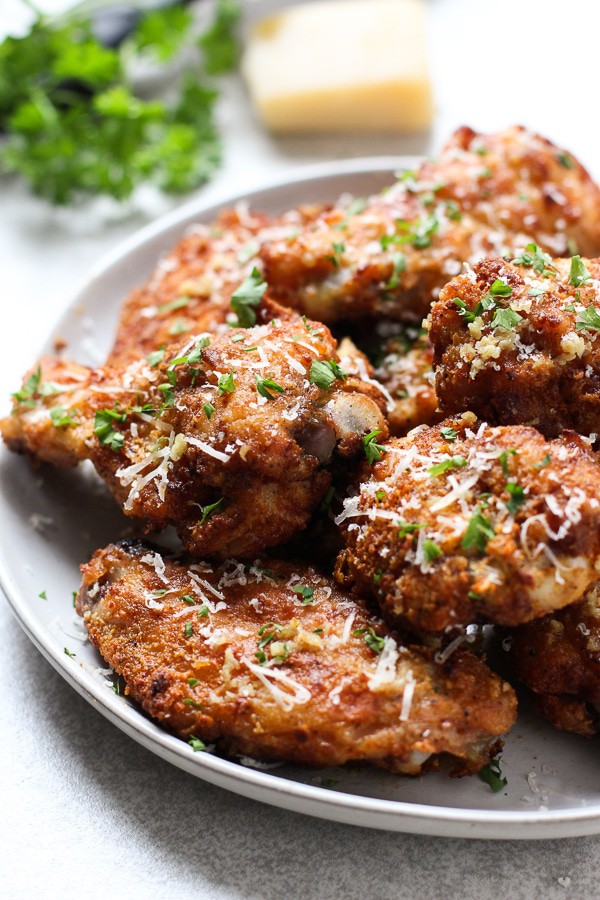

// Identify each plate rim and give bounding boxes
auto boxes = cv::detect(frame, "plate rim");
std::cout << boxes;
[3,156,600,840]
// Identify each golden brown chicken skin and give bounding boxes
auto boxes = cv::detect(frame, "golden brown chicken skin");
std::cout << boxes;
[509,584,600,737]
[77,541,517,774]
[335,415,600,634]
[2,304,387,558]
[429,254,600,437]
[259,127,600,324]
[108,205,325,368]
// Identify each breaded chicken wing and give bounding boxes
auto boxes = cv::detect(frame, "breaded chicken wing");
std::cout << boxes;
[335,415,600,633]
[77,541,517,774]
[259,127,600,324]
[2,304,386,558]
[509,584,600,736]
[429,254,600,438]
[109,204,324,368]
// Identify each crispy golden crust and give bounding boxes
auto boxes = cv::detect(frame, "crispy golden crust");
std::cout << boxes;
[509,585,600,736]
[108,205,325,368]
[335,416,600,633]
[429,255,600,437]
[77,541,517,774]
[1,304,387,558]
[259,127,600,323]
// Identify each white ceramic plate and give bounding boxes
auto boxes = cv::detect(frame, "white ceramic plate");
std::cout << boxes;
[2,159,600,840]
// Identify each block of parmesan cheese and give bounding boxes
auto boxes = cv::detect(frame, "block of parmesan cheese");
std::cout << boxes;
[242,0,433,134]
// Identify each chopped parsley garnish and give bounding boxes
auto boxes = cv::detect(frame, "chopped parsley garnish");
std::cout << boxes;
[556,151,574,169]
[38,590,47,600]
[230,267,267,327]
[64,647,76,658]
[373,570,382,585]
[293,585,314,604]
[395,212,439,249]
[183,699,202,709]
[255,375,285,400]
[454,278,512,324]
[332,197,367,230]
[309,359,347,390]
[147,347,165,367]
[445,199,462,221]
[200,497,223,525]
[363,429,387,464]
[158,382,175,408]
[184,622,194,638]
[257,622,282,649]
[158,296,189,314]
[94,407,127,451]
[187,677,199,687]
[188,735,206,751]
[534,453,552,470]
[491,307,522,331]
[326,241,345,268]
[218,372,236,393]
[569,255,591,288]
[168,337,210,369]
[383,252,407,291]
[12,366,41,406]
[198,605,209,617]
[440,426,458,442]
[203,401,215,419]
[512,243,556,277]
[353,627,386,655]
[479,756,507,793]
[423,539,443,563]
[428,456,467,477]
[151,589,167,597]
[461,507,495,553]
[488,278,513,298]
[49,406,78,428]
[575,305,600,333]
[499,449,517,477]
[181,594,196,605]
[505,482,525,515]
[398,521,427,539]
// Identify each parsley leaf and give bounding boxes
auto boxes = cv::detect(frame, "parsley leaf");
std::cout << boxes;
[353,627,386,655]
[534,453,552,470]
[383,252,407,291]
[188,735,206,752]
[363,429,387,464]
[575,305,600,333]
[569,255,591,287]
[293,585,314,604]
[198,0,240,75]
[428,456,467,477]
[491,307,522,331]
[326,241,345,268]
[505,482,525,515]
[203,402,215,419]
[218,372,236,394]
[147,347,165,367]
[255,375,285,400]
[94,408,126,451]
[423,539,443,563]
[397,522,427,539]
[230,267,267,327]
[440,426,458,442]
[12,366,41,406]
[200,498,223,525]
[49,405,78,428]
[512,243,556,277]
[479,756,507,793]
[461,507,495,553]
[309,359,347,390]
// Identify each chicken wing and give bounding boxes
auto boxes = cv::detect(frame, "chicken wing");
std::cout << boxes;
[77,540,517,774]
[259,126,600,324]
[335,415,600,633]
[108,204,325,368]
[509,584,600,736]
[2,303,387,558]
[429,253,600,438]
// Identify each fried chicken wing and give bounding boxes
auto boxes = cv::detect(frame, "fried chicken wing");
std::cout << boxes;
[109,204,325,368]
[509,584,600,736]
[259,127,600,324]
[429,254,600,437]
[2,304,387,558]
[77,541,517,774]
[335,415,600,633]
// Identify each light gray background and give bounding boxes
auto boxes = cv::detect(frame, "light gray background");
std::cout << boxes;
[2,1,600,897]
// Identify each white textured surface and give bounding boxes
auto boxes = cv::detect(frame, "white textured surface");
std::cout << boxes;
[2,0,600,895]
